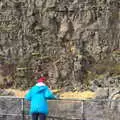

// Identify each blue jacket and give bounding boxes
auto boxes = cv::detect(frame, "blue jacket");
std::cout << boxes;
[24,85,56,115]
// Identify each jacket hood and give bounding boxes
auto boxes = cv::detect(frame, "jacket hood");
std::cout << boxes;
[32,85,48,94]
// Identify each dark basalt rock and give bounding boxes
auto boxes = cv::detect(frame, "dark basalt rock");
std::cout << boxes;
[0,0,119,89]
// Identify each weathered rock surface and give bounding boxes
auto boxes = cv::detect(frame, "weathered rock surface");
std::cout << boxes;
[90,75,120,99]
[0,0,119,89]
[0,89,15,96]
[90,75,120,91]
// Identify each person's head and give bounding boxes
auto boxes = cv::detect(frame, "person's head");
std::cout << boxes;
[37,77,46,83]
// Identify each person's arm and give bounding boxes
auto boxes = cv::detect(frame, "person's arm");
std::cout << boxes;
[24,89,32,101]
[45,87,57,99]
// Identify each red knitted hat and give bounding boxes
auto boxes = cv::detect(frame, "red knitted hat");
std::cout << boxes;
[37,77,46,83]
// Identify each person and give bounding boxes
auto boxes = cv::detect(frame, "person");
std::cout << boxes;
[24,77,57,120]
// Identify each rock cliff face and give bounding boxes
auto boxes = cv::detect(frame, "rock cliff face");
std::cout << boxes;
[0,0,119,89]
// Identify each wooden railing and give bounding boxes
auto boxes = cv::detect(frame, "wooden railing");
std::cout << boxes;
[0,96,120,120]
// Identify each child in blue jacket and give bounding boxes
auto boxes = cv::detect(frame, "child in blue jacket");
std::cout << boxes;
[25,77,56,120]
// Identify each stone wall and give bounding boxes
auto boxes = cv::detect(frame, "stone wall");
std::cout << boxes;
[0,97,120,120]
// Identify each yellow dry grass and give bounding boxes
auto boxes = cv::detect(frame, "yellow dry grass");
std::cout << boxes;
[6,89,96,99]
[60,91,96,99]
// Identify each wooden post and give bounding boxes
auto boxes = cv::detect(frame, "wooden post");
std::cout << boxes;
[21,98,24,120]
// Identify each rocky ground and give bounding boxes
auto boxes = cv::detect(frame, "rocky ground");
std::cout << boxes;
[2,74,120,100]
